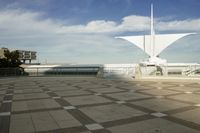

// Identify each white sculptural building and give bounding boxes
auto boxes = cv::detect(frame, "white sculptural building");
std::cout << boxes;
[116,4,194,65]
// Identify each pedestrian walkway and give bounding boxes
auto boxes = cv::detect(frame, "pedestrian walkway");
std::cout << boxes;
[0,77,200,133]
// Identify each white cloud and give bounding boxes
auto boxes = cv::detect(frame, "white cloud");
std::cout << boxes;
[0,9,199,63]
[0,9,61,38]
[157,19,200,31]
[118,15,150,31]
[57,15,200,34]
[0,9,200,36]
[58,20,117,33]
[58,15,150,34]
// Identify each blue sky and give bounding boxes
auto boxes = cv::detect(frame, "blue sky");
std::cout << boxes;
[0,0,200,64]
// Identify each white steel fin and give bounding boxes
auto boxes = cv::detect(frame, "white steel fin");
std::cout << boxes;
[116,33,194,57]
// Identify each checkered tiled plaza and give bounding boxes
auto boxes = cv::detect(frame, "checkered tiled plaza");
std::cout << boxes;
[0,77,200,133]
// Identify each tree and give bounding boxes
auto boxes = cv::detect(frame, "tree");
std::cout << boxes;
[0,49,22,68]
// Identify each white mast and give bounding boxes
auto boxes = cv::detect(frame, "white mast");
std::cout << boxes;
[150,3,155,57]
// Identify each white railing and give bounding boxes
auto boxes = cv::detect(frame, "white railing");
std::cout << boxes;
[139,64,200,77]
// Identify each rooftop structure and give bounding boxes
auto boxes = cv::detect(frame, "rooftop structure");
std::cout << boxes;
[0,47,37,64]
[116,4,195,65]
[16,50,37,64]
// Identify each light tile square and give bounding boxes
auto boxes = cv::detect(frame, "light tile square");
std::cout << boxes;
[136,84,141,86]
[169,93,200,103]
[94,93,102,96]
[194,104,200,107]
[184,91,193,94]
[116,101,126,104]
[156,87,162,90]
[106,92,150,101]
[63,106,76,110]
[52,96,61,99]
[170,86,200,92]
[55,90,91,97]
[132,98,189,112]
[92,88,123,93]
[155,95,164,99]
[141,89,179,96]
[85,123,104,130]
[151,112,167,117]
[129,90,135,92]
[172,108,200,125]
[49,110,82,128]
[80,104,146,123]
[108,118,199,133]
[10,113,35,133]
[31,111,59,131]
[64,95,110,106]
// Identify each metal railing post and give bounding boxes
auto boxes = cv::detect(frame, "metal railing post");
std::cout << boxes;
[37,68,38,76]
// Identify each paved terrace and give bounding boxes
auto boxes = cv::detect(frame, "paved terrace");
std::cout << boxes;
[0,77,200,133]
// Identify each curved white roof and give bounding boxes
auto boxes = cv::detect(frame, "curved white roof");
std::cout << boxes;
[116,33,194,57]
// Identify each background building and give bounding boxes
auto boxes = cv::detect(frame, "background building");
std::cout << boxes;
[0,47,9,58]
[16,50,37,64]
[0,47,37,64]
